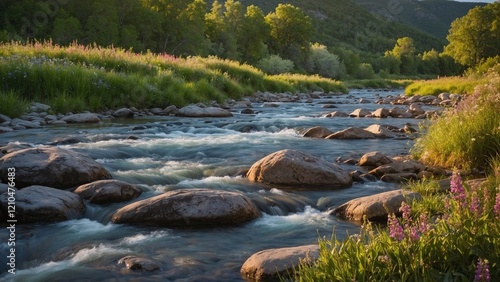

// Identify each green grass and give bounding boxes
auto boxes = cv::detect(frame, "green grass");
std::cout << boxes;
[0,41,346,115]
[0,89,29,118]
[345,78,411,89]
[411,67,500,171]
[405,76,485,96]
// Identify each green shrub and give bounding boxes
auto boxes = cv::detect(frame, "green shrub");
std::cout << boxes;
[305,43,344,79]
[256,55,295,75]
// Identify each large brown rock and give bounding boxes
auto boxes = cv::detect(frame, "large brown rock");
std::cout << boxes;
[302,126,333,138]
[176,105,233,117]
[112,188,260,226]
[369,159,426,177]
[372,108,390,118]
[240,245,319,281]
[330,189,421,221]
[349,108,371,117]
[325,127,376,139]
[364,124,396,138]
[246,149,352,188]
[0,185,85,223]
[74,180,142,204]
[0,147,112,189]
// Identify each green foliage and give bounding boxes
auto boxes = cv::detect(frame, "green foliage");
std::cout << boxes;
[0,90,29,118]
[256,55,294,75]
[297,172,500,281]
[444,2,500,68]
[405,76,483,96]
[411,66,500,170]
[305,43,344,79]
[353,63,375,80]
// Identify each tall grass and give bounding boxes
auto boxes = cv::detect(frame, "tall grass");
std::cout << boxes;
[297,169,500,281]
[411,66,500,171]
[0,41,347,115]
[0,90,29,118]
[405,76,485,96]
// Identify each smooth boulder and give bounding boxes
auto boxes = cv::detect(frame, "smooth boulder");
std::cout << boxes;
[241,245,319,281]
[176,105,233,117]
[364,124,396,138]
[0,147,112,189]
[61,113,100,123]
[246,149,352,188]
[74,180,142,204]
[302,126,333,138]
[0,185,85,223]
[112,188,260,226]
[325,127,376,139]
[358,151,393,167]
[330,189,421,221]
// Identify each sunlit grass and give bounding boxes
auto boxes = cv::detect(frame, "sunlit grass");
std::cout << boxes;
[0,41,347,115]
[405,76,485,96]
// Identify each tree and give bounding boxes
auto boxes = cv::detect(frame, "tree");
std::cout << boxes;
[52,9,83,45]
[444,2,500,68]
[265,4,313,63]
[85,0,120,46]
[305,43,343,79]
[386,37,417,75]
[176,0,209,56]
[236,5,269,64]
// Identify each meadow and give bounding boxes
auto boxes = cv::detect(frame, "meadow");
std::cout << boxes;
[0,41,347,116]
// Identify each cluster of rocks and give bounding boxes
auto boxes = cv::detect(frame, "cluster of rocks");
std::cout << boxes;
[303,124,416,140]
[375,92,462,107]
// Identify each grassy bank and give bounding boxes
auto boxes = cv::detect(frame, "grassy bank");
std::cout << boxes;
[0,41,347,115]
[344,78,412,89]
[405,76,485,96]
[296,65,500,281]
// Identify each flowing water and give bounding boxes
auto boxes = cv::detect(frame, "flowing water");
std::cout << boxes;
[0,90,429,281]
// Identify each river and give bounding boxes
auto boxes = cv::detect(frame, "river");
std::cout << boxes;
[0,89,426,281]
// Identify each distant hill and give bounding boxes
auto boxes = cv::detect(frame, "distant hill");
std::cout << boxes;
[352,0,487,39]
[232,0,446,54]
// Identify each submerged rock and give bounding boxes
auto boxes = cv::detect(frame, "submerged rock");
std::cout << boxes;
[240,245,319,280]
[112,188,260,226]
[74,180,142,204]
[330,189,421,221]
[0,185,85,223]
[246,149,352,188]
[118,256,161,272]
[0,147,112,189]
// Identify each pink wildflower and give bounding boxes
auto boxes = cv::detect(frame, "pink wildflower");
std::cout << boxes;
[451,171,467,208]
[474,258,491,282]
[388,214,404,241]
[494,190,500,219]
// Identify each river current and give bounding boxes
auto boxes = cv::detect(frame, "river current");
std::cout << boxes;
[1,89,426,281]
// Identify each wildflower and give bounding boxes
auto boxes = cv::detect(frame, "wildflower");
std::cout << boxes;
[388,214,404,241]
[378,255,390,264]
[469,192,482,216]
[399,201,412,226]
[494,189,500,219]
[408,226,420,241]
[451,171,466,208]
[418,213,431,234]
[474,258,490,282]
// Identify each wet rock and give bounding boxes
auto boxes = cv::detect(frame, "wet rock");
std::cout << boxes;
[112,188,260,226]
[388,107,407,118]
[0,142,33,154]
[325,127,376,139]
[0,114,11,123]
[112,108,135,118]
[358,151,393,167]
[118,256,160,272]
[0,185,85,223]
[322,111,349,118]
[246,149,352,188]
[369,159,426,178]
[10,118,41,128]
[409,103,425,116]
[330,189,422,221]
[240,245,319,281]
[176,105,233,117]
[30,102,51,113]
[322,104,337,108]
[49,136,91,145]
[0,147,112,189]
[241,108,255,114]
[364,124,396,138]
[372,108,390,118]
[349,108,371,117]
[302,126,333,138]
[74,180,142,204]
[163,105,178,115]
[61,113,100,123]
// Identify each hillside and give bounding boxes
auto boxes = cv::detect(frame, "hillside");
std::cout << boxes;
[235,0,446,53]
[352,0,487,39]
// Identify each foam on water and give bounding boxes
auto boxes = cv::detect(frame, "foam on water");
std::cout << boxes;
[253,206,335,228]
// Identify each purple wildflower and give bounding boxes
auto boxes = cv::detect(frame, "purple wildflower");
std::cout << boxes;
[474,258,491,282]
[408,226,420,241]
[418,213,431,234]
[388,214,405,241]
[469,192,482,217]
[494,190,500,219]
[400,201,412,227]
[451,171,467,208]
